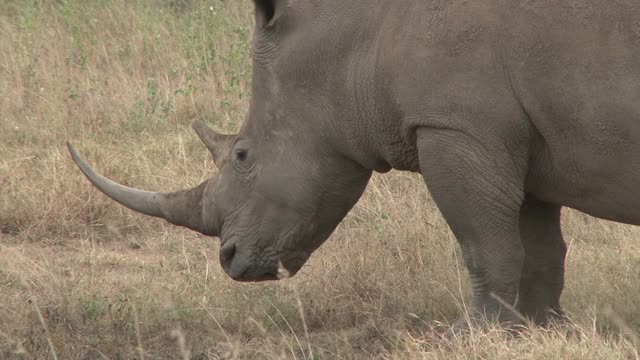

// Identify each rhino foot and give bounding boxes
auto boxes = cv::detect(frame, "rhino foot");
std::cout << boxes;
[442,308,579,342]
[442,311,528,341]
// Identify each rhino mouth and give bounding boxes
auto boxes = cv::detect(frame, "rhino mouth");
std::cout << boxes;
[228,268,279,283]
[218,236,309,282]
[221,257,307,282]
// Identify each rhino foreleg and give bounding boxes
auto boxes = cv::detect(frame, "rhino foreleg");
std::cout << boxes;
[416,127,528,334]
[517,195,568,326]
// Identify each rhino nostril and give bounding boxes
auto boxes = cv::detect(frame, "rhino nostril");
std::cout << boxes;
[220,241,237,266]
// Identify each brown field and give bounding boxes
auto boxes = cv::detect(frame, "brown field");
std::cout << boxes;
[2,1,640,358]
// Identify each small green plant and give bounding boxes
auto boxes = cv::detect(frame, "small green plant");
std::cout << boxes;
[80,296,107,322]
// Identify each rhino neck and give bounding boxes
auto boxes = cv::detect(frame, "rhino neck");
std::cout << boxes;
[332,8,420,174]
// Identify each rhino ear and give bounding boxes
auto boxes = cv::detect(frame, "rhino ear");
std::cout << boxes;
[192,121,237,167]
[254,0,277,27]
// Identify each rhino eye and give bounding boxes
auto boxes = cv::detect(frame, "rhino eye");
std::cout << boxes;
[235,149,248,161]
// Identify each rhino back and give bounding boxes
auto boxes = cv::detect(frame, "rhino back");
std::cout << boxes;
[501,1,640,222]
[364,0,640,222]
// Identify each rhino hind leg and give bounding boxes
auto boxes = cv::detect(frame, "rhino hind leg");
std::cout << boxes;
[516,195,568,326]
[416,128,528,335]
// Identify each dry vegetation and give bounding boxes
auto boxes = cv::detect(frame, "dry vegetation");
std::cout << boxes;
[1,1,640,358]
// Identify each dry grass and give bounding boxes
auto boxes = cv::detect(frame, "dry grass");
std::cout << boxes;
[1,1,640,358]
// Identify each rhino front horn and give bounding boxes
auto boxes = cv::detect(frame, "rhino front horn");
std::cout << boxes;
[66,142,216,235]
[191,121,236,166]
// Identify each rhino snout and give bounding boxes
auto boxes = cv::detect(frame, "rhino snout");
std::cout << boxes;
[218,239,277,282]
[218,239,308,282]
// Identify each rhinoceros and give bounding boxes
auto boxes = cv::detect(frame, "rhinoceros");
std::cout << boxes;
[68,0,640,332]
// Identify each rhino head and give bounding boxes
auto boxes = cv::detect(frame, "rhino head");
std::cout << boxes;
[68,0,376,281]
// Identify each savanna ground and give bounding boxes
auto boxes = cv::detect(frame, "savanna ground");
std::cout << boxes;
[1,1,640,358]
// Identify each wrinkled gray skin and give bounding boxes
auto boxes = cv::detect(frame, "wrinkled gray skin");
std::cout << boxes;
[68,0,640,333]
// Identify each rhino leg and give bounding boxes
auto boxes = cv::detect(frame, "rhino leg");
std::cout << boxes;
[517,195,568,326]
[416,128,527,334]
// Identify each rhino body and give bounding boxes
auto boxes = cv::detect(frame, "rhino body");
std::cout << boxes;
[69,0,640,331]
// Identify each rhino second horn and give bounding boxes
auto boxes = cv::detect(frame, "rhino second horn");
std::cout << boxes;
[66,142,213,235]
[191,120,236,166]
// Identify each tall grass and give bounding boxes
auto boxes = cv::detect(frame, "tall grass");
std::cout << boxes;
[1,1,640,358]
